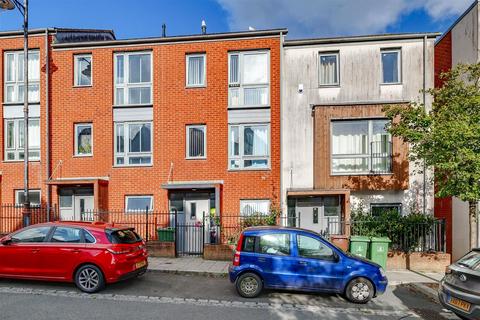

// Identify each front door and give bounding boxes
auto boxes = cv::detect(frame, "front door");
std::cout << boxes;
[295,196,341,235]
[74,195,94,221]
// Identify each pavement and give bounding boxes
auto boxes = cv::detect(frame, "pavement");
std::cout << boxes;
[148,257,445,286]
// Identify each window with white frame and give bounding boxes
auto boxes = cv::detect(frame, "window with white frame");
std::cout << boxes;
[4,50,40,103]
[74,54,92,86]
[114,52,152,105]
[75,123,93,156]
[186,54,206,87]
[319,52,339,86]
[115,122,152,166]
[381,49,401,84]
[15,189,41,207]
[240,199,270,216]
[186,125,206,159]
[229,124,270,170]
[228,51,269,107]
[125,195,153,212]
[371,203,402,216]
[5,118,40,161]
[331,119,392,174]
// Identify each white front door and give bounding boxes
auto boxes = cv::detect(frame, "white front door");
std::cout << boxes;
[74,195,94,221]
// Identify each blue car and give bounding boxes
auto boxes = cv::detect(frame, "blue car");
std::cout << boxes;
[229,226,388,303]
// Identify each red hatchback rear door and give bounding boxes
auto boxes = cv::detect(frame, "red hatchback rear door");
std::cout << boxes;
[38,226,86,280]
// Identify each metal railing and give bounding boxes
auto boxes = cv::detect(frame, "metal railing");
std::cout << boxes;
[370,141,393,174]
[0,204,59,235]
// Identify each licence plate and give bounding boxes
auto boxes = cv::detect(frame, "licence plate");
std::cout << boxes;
[135,260,147,269]
[449,297,471,312]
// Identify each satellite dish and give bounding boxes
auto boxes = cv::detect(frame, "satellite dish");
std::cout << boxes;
[0,0,15,10]
[248,26,256,31]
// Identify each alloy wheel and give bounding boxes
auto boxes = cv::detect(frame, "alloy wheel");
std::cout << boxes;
[78,267,100,291]
[240,276,259,295]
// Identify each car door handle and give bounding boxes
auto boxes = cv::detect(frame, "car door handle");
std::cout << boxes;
[298,261,308,266]
[70,249,81,253]
[258,257,266,262]
[31,249,40,253]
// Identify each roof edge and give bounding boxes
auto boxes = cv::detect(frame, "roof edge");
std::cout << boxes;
[285,32,441,47]
[435,0,479,45]
[52,28,288,49]
[0,27,116,38]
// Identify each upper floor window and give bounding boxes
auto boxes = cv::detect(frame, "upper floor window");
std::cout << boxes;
[319,52,339,86]
[4,50,40,103]
[114,52,152,106]
[5,118,40,161]
[186,54,206,87]
[186,125,206,159]
[229,123,270,170]
[74,123,93,156]
[115,121,152,166]
[74,54,92,86]
[331,119,392,174]
[228,51,269,107]
[381,49,401,84]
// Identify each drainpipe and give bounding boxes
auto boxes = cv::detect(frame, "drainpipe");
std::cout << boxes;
[45,28,51,220]
[279,31,285,221]
[422,35,427,215]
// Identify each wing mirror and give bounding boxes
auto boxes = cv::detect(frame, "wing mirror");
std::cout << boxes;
[0,236,12,245]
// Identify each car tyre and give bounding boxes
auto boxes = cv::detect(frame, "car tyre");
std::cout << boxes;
[236,272,263,298]
[345,277,374,304]
[74,264,105,293]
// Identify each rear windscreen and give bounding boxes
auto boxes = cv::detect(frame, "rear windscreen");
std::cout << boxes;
[458,251,480,271]
[107,229,142,244]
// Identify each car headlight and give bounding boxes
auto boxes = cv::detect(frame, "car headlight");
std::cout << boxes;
[379,267,387,278]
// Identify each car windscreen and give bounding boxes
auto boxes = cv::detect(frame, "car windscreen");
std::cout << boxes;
[457,251,480,271]
[106,229,142,244]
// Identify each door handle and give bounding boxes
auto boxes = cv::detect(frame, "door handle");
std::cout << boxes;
[298,261,308,266]
[70,249,81,253]
[31,249,40,253]
[258,257,266,262]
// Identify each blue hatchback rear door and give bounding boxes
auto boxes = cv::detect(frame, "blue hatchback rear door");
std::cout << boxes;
[293,234,345,291]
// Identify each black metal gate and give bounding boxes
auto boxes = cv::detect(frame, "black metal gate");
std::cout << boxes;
[175,211,216,256]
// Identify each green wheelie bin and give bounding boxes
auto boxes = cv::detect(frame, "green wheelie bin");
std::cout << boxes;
[349,236,370,258]
[369,237,391,269]
[157,227,175,242]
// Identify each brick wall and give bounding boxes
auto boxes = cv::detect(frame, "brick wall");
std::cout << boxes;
[49,36,281,213]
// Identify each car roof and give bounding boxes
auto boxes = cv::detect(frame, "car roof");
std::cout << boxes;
[31,221,132,232]
[242,226,321,236]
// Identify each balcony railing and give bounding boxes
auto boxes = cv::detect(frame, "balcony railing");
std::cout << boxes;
[370,141,392,174]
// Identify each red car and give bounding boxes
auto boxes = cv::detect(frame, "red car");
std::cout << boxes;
[0,221,148,293]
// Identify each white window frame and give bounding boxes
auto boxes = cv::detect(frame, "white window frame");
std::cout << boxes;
[125,195,153,213]
[228,50,270,108]
[186,54,206,88]
[4,117,41,162]
[4,50,40,104]
[381,48,402,84]
[318,52,340,86]
[114,121,153,167]
[114,51,153,106]
[240,199,271,216]
[15,189,41,207]
[186,125,206,159]
[371,203,402,215]
[330,119,392,175]
[74,123,93,157]
[228,123,270,170]
[74,54,92,87]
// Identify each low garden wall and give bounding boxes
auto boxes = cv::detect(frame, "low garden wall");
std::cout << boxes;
[203,244,234,261]
[147,241,175,258]
[387,250,451,272]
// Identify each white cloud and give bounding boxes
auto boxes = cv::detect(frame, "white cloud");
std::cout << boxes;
[216,0,473,37]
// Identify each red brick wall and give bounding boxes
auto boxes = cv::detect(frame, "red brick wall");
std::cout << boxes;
[0,34,51,206]
[434,31,453,254]
[49,36,281,213]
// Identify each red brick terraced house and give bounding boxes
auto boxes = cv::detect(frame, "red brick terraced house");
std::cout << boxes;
[45,28,285,240]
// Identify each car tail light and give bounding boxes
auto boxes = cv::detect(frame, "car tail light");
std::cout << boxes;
[107,247,133,255]
[445,266,452,274]
[232,233,244,266]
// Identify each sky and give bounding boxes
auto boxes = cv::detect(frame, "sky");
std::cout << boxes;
[0,0,475,40]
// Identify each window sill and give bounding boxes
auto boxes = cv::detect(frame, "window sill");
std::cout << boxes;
[228,168,271,172]
[112,104,153,108]
[227,105,271,110]
[4,160,41,163]
[330,172,393,176]
[113,164,153,168]
[73,154,93,158]
[186,85,207,89]
[186,157,207,160]
[380,82,402,86]
[73,85,93,88]
[318,84,340,88]
[3,101,41,106]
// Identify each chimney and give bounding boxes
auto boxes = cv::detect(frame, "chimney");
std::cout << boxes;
[201,20,207,35]
[162,23,166,37]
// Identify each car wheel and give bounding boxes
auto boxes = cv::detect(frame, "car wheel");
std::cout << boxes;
[74,265,105,293]
[236,272,263,298]
[345,277,374,304]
